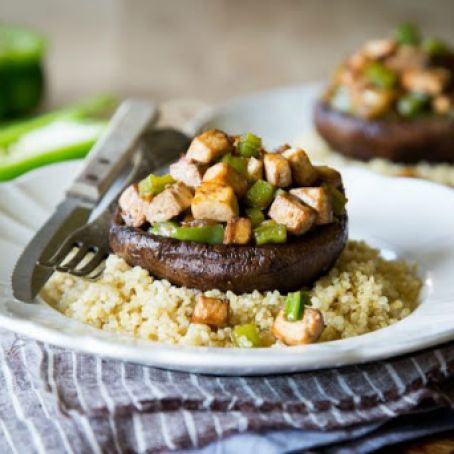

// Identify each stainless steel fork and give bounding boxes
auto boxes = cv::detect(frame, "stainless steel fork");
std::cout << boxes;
[37,128,191,280]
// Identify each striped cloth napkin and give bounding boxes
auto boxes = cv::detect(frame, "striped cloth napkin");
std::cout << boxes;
[0,328,453,453]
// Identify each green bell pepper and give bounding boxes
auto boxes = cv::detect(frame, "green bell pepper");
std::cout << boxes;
[394,23,420,46]
[324,184,348,216]
[238,132,262,158]
[138,173,175,198]
[245,207,265,228]
[422,37,451,56]
[246,179,276,209]
[284,290,310,321]
[254,221,287,246]
[397,93,430,118]
[222,153,248,175]
[365,62,397,89]
[150,222,225,245]
[232,323,261,348]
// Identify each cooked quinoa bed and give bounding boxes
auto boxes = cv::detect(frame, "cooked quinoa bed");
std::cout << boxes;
[298,131,454,187]
[41,240,422,347]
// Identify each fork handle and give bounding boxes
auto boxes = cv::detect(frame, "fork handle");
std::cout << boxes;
[67,99,158,203]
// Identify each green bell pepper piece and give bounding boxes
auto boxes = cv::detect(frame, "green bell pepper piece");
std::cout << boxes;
[222,153,248,175]
[365,62,397,89]
[394,23,420,46]
[138,173,175,198]
[324,183,348,216]
[238,132,262,158]
[232,323,261,348]
[148,221,178,237]
[150,222,225,245]
[246,179,276,209]
[254,221,287,246]
[397,93,430,118]
[422,37,451,56]
[284,290,310,321]
[245,207,265,228]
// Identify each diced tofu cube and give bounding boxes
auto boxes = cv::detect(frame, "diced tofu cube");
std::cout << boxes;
[268,193,315,235]
[146,182,193,223]
[314,165,343,189]
[247,156,264,181]
[282,148,317,186]
[356,88,395,119]
[192,296,229,327]
[363,39,396,60]
[272,308,324,345]
[203,162,248,196]
[433,95,452,114]
[186,129,232,164]
[264,153,292,187]
[170,156,206,188]
[192,183,239,222]
[118,184,149,227]
[224,217,252,245]
[386,46,427,73]
[401,68,450,96]
[290,187,333,225]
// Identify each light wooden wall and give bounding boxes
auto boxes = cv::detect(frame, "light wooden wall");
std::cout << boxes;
[3,0,454,105]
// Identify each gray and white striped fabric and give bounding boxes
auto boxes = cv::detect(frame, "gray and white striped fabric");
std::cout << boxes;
[0,330,453,453]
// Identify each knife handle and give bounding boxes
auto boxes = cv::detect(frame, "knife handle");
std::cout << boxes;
[67,99,158,203]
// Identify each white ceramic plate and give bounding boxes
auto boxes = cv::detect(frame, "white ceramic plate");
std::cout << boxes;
[190,82,323,147]
[1,158,454,375]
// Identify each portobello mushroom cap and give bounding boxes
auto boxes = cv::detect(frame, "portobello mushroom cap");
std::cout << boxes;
[314,100,454,164]
[109,210,348,294]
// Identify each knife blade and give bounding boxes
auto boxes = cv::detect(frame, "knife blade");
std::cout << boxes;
[12,99,158,303]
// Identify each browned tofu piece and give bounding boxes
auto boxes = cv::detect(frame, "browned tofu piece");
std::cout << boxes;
[247,156,264,181]
[401,68,450,96]
[315,165,342,189]
[118,184,149,227]
[169,156,206,188]
[186,129,232,164]
[146,182,193,223]
[272,308,324,345]
[386,46,427,73]
[191,183,239,222]
[268,193,315,235]
[363,39,396,59]
[203,162,248,196]
[224,217,252,245]
[192,295,229,327]
[290,187,333,225]
[282,148,317,186]
[264,153,292,187]
[355,88,395,119]
[433,95,452,115]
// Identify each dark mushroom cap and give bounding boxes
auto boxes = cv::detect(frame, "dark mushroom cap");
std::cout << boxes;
[314,100,454,164]
[109,209,348,294]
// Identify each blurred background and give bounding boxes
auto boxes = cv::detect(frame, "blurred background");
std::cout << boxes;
[1,0,453,181]
[3,0,454,106]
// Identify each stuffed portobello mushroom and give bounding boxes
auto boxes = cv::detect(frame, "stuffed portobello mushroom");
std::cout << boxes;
[110,129,348,294]
[315,23,454,163]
